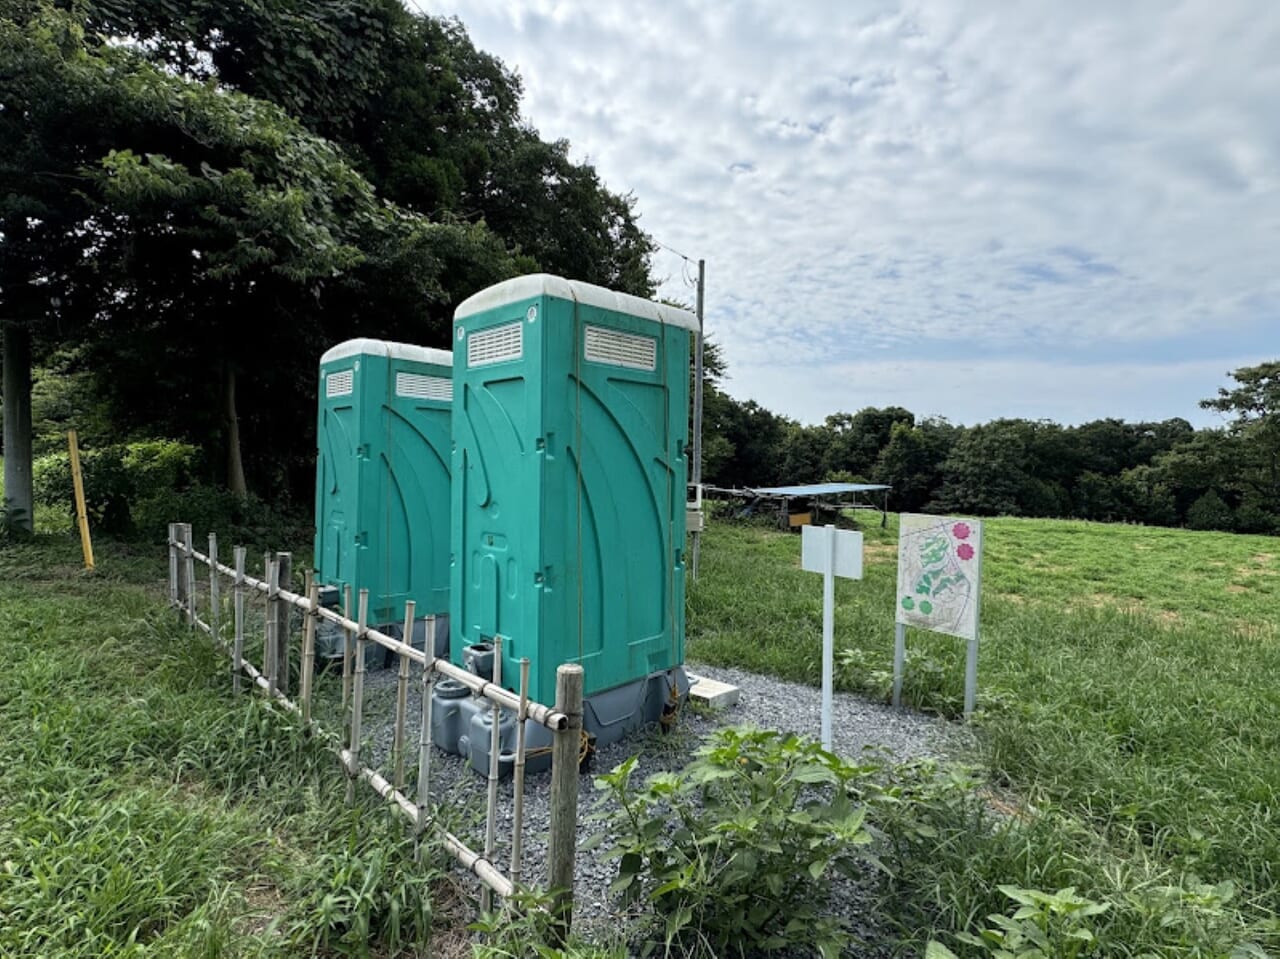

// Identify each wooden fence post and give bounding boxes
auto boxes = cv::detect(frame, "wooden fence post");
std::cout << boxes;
[300,570,318,727]
[341,584,354,725]
[181,523,195,628]
[393,600,415,791]
[208,532,220,643]
[481,635,504,915]
[169,523,181,615]
[273,552,293,697]
[264,555,278,696]
[414,614,437,862]
[233,547,246,694]
[347,588,369,807]
[548,663,584,941]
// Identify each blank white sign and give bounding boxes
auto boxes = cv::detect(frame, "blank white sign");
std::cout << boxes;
[801,525,863,579]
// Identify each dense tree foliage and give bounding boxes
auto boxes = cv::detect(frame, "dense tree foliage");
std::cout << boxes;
[1,0,655,506]
[700,362,1280,534]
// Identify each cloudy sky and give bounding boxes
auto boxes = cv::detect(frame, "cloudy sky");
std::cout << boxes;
[423,0,1278,427]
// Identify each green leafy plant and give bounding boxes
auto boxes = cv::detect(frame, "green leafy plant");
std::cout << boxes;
[932,885,1110,959]
[470,888,625,958]
[32,438,201,536]
[587,726,878,958]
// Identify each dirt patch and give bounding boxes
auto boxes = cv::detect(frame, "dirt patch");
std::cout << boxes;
[864,543,898,563]
[1067,593,1183,627]
[1225,584,1249,594]
[1252,553,1275,564]
[994,592,1028,604]
[1235,560,1277,578]
[237,881,286,938]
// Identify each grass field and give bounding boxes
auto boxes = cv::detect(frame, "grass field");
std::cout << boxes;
[0,538,484,958]
[5,509,1279,955]
[689,512,1280,953]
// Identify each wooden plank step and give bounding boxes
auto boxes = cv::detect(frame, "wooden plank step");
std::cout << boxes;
[687,673,741,709]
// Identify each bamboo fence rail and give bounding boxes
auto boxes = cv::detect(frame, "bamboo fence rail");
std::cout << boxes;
[166,522,582,930]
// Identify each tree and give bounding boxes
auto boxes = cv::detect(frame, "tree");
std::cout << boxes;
[1200,361,1280,514]
[81,0,657,295]
[704,398,790,488]
[1,3,521,499]
[821,406,914,478]
[932,421,1032,516]
[873,418,956,512]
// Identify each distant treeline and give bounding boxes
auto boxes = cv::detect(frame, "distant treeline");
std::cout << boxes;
[699,359,1280,534]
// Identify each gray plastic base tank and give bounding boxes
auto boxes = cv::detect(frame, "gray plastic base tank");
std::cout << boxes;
[314,585,450,668]
[431,661,691,777]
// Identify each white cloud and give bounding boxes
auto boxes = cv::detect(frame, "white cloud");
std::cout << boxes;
[728,355,1257,428]
[425,0,1280,424]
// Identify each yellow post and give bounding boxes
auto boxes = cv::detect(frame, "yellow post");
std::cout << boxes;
[67,430,94,570]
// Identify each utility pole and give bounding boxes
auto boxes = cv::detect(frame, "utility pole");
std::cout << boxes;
[690,259,706,579]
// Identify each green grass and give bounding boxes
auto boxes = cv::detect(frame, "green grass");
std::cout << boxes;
[688,513,1280,954]
[0,537,464,958]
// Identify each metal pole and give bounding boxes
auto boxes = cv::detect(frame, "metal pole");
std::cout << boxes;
[691,258,706,581]
[892,622,906,708]
[548,663,584,943]
[964,637,978,719]
[233,547,246,694]
[821,524,835,750]
[347,588,369,807]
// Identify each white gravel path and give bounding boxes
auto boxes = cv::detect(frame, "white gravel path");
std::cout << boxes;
[353,661,970,956]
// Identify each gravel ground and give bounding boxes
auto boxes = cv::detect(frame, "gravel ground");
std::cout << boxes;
[353,662,970,956]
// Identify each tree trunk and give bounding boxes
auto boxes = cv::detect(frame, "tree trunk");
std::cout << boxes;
[224,363,248,498]
[2,320,34,531]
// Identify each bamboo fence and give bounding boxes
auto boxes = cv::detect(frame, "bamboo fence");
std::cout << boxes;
[166,522,584,937]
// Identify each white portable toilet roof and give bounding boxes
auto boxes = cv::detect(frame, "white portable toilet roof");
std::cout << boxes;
[454,274,700,333]
[320,338,453,367]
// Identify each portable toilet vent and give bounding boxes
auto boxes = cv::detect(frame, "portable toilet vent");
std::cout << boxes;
[436,274,696,770]
[314,338,453,657]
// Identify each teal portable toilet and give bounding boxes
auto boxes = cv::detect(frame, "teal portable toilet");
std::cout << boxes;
[314,338,453,640]
[443,274,695,753]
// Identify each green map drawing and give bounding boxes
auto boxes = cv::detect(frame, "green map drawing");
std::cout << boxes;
[895,514,983,640]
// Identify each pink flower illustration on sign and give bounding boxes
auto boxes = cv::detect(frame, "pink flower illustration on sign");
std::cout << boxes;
[952,522,971,540]
[957,543,975,561]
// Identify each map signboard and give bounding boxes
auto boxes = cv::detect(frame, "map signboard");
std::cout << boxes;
[895,514,983,641]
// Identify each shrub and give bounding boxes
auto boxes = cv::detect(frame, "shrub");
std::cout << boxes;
[133,484,309,550]
[33,439,201,536]
[1186,490,1235,532]
[1233,501,1278,535]
[587,727,878,958]
[929,885,1111,958]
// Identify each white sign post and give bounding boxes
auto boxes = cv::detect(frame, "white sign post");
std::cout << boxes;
[894,514,984,719]
[801,524,863,749]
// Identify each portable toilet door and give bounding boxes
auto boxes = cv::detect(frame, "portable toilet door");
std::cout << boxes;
[451,275,696,706]
[315,338,453,626]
